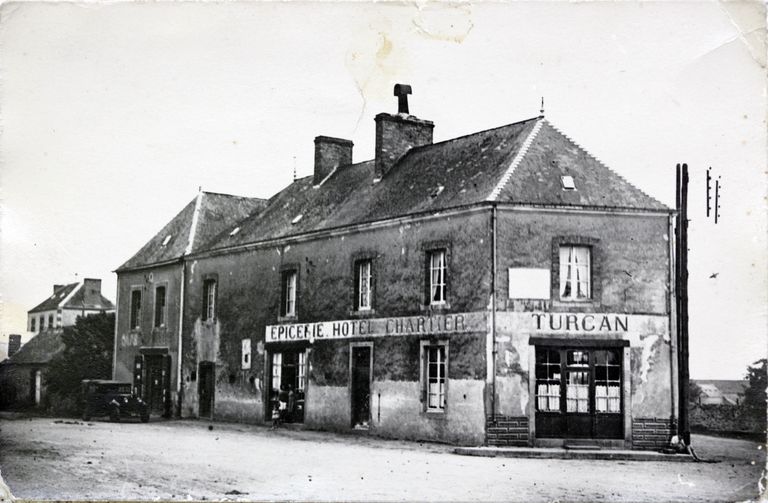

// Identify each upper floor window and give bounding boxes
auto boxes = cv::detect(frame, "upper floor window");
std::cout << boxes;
[281,270,297,317]
[202,279,217,321]
[130,290,142,329]
[48,314,54,329]
[154,286,167,328]
[30,317,36,332]
[40,315,45,330]
[427,249,447,305]
[355,259,373,311]
[559,245,591,301]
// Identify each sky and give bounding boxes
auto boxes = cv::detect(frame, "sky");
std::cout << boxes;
[0,1,765,379]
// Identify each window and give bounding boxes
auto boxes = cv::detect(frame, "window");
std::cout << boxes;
[594,350,621,413]
[241,338,251,370]
[30,317,36,332]
[202,279,216,321]
[566,350,590,413]
[427,249,447,305]
[355,259,373,311]
[560,175,576,190]
[40,315,45,330]
[154,286,167,328]
[535,349,561,412]
[48,314,54,329]
[271,352,282,392]
[130,290,142,329]
[559,245,591,301]
[422,342,447,412]
[281,270,297,317]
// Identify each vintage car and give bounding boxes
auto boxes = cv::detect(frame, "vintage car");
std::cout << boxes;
[81,379,149,422]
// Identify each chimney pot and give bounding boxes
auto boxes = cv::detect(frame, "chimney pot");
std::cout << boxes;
[53,284,65,294]
[313,136,353,186]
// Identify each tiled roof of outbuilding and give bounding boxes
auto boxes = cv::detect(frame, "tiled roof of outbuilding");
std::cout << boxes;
[4,330,64,365]
[206,117,667,252]
[117,191,267,271]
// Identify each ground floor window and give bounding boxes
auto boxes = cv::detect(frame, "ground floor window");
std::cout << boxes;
[421,341,448,412]
[269,349,306,423]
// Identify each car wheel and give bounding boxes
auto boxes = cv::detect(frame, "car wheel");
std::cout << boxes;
[109,406,120,422]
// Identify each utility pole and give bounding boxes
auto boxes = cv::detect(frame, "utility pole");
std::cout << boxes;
[675,163,690,446]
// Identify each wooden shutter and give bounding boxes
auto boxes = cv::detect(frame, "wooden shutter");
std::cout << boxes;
[162,354,172,418]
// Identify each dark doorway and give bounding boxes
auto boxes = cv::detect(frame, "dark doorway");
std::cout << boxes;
[144,355,165,415]
[535,347,623,440]
[350,345,372,429]
[198,361,215,419]
[268,350,306,423]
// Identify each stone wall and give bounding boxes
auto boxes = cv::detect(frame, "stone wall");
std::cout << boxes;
[632,417,675,450]
[486,415,529,446]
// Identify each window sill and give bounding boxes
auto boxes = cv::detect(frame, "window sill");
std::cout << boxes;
[422,409,447,419]
[348,308,376,318]
[551,300,597,310]
[277,315,298,323]
[420,302,452,313]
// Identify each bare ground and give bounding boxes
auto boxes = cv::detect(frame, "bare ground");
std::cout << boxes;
[0,415,765,502]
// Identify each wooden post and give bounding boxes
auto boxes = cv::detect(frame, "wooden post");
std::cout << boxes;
[676,163,690,446]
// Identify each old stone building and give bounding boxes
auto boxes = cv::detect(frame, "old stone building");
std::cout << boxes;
[0,280,114,408]
[114,87,677,449]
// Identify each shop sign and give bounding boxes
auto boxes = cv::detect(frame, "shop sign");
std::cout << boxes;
[265,312,485,343]
[531,312,630,333]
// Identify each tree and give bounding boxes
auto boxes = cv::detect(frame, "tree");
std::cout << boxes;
[688,380,703,406]
[743,358,767,418]
[46,312,114,412]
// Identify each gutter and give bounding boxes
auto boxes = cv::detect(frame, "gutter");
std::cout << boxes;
[176,258,185,417]
[490,204,498,423]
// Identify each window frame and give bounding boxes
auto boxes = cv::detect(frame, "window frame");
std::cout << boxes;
[354,258,374,311]
[420,339,449,414]
[280,267,299,319]
[154,284,167,328]
[422,243,451,309]
[551,236,600,306]
[559,245,591,302]
[30,317,36,332]
[202,277,217,322]
[130,288,142,330]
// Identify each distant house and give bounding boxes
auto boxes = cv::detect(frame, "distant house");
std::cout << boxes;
[694,380,748,406]
[0,279,114,409]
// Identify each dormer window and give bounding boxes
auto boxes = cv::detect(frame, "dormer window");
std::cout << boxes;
[561,175,576,190]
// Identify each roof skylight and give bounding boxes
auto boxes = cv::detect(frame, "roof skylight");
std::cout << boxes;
[161,235,172,246]
[229,227,241,236]
[560,175,576,190]
[291,214,303,225]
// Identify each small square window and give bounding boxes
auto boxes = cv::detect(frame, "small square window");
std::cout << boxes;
[561,175,576,190]
[559,245,591,301]
[241,338,252,370]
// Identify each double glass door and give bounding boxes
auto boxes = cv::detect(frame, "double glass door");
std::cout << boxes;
[535,347,623,439]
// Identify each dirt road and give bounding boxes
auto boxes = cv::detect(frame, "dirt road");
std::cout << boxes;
[0,415,764,502]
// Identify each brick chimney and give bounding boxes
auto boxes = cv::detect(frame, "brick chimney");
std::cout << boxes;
[374,84,434,181]
[314,136,353,186]
[83,278,102,306]
[53,284,65,293]
[8,334,21,358]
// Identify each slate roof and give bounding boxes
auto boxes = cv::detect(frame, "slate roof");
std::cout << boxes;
[29,283,115,314]
[206,116,667,252]
[117,191,267,271]
[4,330,64,365]
[695,380,748,396]
[29,283,79,313]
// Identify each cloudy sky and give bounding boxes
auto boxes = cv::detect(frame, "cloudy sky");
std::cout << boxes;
[0,1,765,378]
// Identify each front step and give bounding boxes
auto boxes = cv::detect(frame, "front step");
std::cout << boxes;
[564,443,602,451]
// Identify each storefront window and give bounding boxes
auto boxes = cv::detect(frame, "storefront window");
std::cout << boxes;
[566,371,589,413]
[595,349,621,413]
[535,349,561,412]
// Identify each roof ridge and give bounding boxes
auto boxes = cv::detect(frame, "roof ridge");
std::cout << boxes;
[409,116,541,155]
[544,121,668,209]
[184,191,204,256]
[486,119,544,201]
[202,190,267,201]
